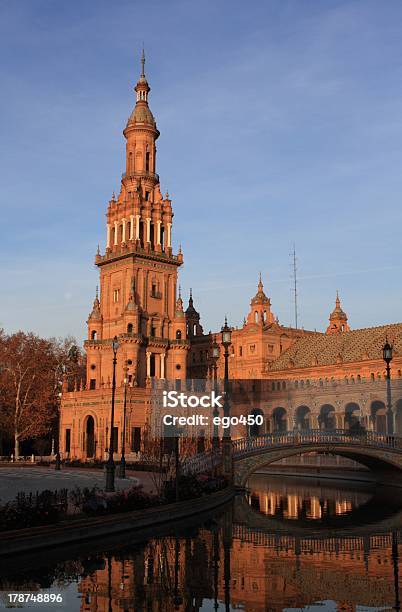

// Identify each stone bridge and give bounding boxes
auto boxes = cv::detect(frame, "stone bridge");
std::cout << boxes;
[183,430,402,486]
[231,430,402,486]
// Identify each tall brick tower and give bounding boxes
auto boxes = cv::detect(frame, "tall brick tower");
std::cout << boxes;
[60,54,189,460]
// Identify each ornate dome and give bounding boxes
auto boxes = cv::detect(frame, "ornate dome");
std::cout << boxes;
[127,103,156,128]
[251,275,270,306]
[329,292,347,321]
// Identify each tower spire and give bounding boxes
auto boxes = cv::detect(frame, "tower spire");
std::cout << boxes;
[141,46,145,78]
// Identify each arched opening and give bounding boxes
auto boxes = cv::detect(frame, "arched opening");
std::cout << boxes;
[345,402,362,431]
[249,408,264,437]
[91,330,97,340]
[254,311,258,323]
[160,225,165,250]
[371,400,387,433]
[272,407,287,432]
[395,399,402,435]
[85,416,95,459]
[295,405,310,430]
[150,354,156,377]
[127,323,133,334]
[319,404,336,430]
[176,330,182,340]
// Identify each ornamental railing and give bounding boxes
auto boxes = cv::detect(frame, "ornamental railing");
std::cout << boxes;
[232,429,402,456]
[181,449,221,475]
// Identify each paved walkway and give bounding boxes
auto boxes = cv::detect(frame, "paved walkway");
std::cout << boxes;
[0,467,144,503]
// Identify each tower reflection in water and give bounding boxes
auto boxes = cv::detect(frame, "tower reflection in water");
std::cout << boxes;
[0,477,401,611]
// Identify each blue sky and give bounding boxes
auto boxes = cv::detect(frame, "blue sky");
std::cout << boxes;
[1,0,402,343]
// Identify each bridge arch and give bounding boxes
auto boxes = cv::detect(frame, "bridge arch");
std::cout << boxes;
[232,433,402,487]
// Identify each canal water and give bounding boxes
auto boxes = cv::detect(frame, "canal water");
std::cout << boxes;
[0,474,401,611]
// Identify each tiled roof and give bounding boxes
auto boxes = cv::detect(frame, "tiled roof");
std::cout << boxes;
[268,323,402,371]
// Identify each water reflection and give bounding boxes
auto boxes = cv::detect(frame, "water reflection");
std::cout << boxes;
[0,476,401,611]
[246,474,374,523]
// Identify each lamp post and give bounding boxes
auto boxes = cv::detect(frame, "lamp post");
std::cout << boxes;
[221,317,232,479]
[212,338,220,451]
[55,364,65,471]
[383,339,394,436]
[118,362,129,479]
[105,336,120,492]
[55,390,62,470]
[119,361,128,478]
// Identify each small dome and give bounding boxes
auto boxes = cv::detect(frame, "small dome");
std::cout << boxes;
[127,104,156,127]
[251,277,270,306]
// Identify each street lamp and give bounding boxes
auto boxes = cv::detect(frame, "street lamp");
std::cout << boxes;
[118,362,129,479]
[55,363,65,471]
[383,338,394,435]
[212,338,220,451]
[221,317,233,480]
[105,336,120,492]
[221,317,232,423]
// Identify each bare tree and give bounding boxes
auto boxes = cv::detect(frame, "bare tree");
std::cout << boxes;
[0,331,85,458]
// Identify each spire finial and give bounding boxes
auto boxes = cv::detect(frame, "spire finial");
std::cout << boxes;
[336,290,340,307]
[96,285,99,300]
[141,46,145,77]
[97,244,100,256]
[178,284,182,299]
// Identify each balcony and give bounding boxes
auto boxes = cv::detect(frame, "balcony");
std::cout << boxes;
[121,170,159,182]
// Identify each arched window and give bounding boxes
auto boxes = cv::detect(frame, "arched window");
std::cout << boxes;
[254,311,258,323]
[127,323,133,334]
[91,330,97,340]
[371,373,375,381]
[176,330,182,340]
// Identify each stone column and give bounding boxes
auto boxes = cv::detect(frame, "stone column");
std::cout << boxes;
[130,215,134,240]
[335,413,344,429]
[156,220,161,245]
[146,218,151,243]
[114,221,118,245]
[166,222,172,248]
[160,353,165,379]
[122,218,126,243]
[106,224,111,249]
[146,351,151,378]
[135,215,140,240]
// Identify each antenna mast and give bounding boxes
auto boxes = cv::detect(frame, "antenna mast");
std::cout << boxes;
[292,244,298,329]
